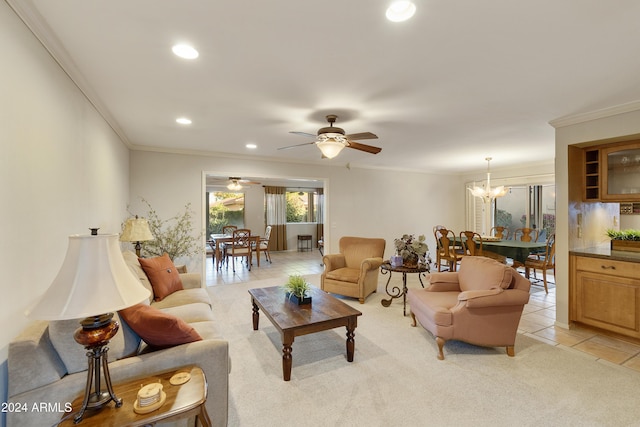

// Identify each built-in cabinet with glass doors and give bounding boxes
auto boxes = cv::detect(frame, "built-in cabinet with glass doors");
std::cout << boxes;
[583,141,640,202]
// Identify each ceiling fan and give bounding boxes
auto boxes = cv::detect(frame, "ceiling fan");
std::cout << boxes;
[207,176,261,190]
[279,115,382,159]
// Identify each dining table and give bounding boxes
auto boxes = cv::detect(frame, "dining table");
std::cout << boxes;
[209,233,262,270]
[479,239,546,264]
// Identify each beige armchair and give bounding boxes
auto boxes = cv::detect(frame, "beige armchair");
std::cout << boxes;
[321,236,386,304]
[407,256,531,360]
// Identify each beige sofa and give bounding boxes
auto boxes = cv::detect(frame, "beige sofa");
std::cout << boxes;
[7,251,229,427]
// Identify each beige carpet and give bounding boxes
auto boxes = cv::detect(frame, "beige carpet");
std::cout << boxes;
[208,275,640,427]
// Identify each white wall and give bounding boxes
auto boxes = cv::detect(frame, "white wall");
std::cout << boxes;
[553,105,640,327]
[621,214,640,230]
[287,223,317,251]
[0,2,130,409]
[129,151,467,274]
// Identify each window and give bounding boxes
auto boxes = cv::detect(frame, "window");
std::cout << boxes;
[466,177,555,240]
[495,184,556,240]
[207,191,244,236]
[286,191,318,223]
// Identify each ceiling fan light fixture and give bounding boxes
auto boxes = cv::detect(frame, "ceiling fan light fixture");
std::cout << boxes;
[227,180,243,191]
[316,133,347,159]
[386,1,416,22]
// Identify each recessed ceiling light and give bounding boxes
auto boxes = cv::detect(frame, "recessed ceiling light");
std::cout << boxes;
[386,1,416,22]
[246,143,257,149]
[172,44,199,59]
[176,117,192,125]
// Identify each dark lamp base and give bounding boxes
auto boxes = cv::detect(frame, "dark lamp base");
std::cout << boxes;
[74,314,119,348]
[72,313,123,423]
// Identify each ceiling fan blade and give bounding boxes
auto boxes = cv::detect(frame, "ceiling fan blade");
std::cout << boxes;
[346,141,382,154]
[289,131,316,138]
[345,132,378,140]
[277,141,316,150]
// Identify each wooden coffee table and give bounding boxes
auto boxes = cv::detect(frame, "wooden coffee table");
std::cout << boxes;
[59,365,210,426]
[249,286,362,381]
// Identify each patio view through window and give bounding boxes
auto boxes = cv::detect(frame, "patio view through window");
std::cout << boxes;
[207,191,244,236]
[495,184,556,240]
[286,191,318,223]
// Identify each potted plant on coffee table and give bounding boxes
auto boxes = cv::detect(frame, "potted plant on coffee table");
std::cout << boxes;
[283,275,312,305]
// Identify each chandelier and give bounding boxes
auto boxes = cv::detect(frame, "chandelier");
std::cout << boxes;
[316,133,348,159]
[468,157,508,202]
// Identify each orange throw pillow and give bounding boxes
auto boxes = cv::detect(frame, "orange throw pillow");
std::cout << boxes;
[119,304,202,348]
[138,253,183,301]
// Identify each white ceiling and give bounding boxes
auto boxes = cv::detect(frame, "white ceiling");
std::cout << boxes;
[10,0,640,174]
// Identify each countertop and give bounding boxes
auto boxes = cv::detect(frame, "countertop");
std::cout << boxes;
[570,247,640,263]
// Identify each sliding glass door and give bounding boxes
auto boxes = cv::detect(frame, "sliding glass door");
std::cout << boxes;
[494,184,555,240]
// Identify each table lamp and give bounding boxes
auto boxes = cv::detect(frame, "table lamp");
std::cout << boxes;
[26,230,151,423]
[120,215,154,257]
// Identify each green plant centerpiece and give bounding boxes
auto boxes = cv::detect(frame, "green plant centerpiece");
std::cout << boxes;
[282,274,312,305]
[606,229,640,253]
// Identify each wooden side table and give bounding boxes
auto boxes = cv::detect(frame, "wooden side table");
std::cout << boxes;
[59,365,210,427]
[297,234,312,251]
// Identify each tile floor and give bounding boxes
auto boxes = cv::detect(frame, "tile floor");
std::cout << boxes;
[206,249,640,372]
[205,247,325,286]
[520,278,640,372]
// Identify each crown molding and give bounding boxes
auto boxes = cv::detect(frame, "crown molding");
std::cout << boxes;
[549,100,640,129]
[6,0,132,147]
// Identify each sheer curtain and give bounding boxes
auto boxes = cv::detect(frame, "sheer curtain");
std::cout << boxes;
[315,188,324,247]
[264,186,287,251]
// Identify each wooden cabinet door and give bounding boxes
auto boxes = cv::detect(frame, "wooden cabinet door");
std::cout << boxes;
[601,141,640,201]
[574,270,640,338]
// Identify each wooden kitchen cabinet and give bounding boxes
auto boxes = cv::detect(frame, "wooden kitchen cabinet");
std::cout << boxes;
[601,141,640,201]
[570,255,640,338]
[582,140,640,202]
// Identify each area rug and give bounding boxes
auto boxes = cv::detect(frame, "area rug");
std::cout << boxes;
[207,275,640,427]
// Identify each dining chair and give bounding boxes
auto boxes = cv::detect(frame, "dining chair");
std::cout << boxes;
[527,229,548,262]
[490,226,509,240]
[225,228,252,272]
[206,239,215,266]
[510,227,539,270]
[222,225,237,235]
[513,227,538,242]
[524,234,555,293]
[460,230,507,263]
[252,225,272,264]
[218,225,239,267]
[435,228,462,272]
[432,225,446,269]
[460,231,483,256]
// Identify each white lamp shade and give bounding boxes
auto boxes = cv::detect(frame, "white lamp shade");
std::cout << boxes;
[316,134,347,159]
[26,234,151,320]
[120,217,154,242]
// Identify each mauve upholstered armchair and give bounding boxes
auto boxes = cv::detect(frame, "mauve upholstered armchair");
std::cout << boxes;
[321,236,385,304]
[407,256,531,360]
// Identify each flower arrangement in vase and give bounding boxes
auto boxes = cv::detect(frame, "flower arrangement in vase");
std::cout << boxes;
[394,234,429,268]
